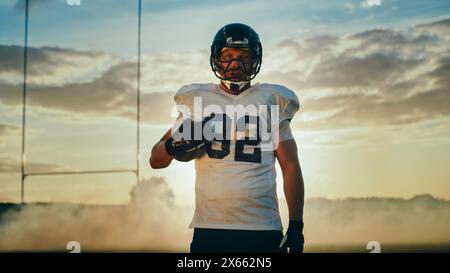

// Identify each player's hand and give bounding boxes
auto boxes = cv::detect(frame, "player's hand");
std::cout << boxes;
[164,117,210,162]
[279,220,304,253]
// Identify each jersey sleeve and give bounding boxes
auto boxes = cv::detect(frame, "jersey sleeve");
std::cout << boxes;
[173,84,204,121]
[273,84,300,124]
[174,84,195,106]
[278,119,294,142]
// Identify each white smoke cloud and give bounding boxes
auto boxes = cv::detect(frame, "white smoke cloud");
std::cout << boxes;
[0,177,193,252]
[303,194,450,248]
[0,177,449,252]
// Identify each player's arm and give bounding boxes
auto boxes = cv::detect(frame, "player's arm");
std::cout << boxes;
[150,112,209,168]
[149,127,175,169]
[275,138,304,222]
[149,113,183,169]
[275,121,305,253]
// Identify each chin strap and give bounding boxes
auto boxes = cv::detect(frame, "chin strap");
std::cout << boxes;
[222,80,249,94]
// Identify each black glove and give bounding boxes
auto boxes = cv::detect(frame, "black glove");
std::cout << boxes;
[279,220,304,253]
[164,118,209,162]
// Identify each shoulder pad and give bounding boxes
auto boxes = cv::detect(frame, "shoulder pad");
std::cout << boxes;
[260,83,300,123]
[174,83,214,104]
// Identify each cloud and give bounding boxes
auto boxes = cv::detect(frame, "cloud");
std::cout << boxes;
[0,45,201,125]
[350,28,439,51]
[0,157,18,172]
[262,18,450,134]
[140,49,212,94]
[1,18,449,138]
[0,45,119,86]
[360,0,382,9]
[304,53,424,89]
[416,18,450,37]
[306,56,450,128]
[0,60,176,125]
[0,156,68,173]
[0,123,19,137]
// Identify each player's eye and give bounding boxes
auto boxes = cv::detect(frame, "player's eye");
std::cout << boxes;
[240,55,252,63]
[220,55,233,62]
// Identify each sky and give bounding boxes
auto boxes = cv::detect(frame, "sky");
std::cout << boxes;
[1,0,450,207]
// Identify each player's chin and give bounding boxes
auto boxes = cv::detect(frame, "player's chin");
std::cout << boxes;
[227,74,246,82]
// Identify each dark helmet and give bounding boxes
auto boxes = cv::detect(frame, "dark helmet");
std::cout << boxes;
[210,23,263,83]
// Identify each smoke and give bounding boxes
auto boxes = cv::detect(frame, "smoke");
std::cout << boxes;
[300,194,450,246]
[0,177,193,252]
[0,178,449,252]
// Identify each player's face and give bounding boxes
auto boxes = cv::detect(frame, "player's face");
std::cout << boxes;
[219,47,253,81]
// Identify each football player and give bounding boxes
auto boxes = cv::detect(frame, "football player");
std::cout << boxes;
[150,23,304,253]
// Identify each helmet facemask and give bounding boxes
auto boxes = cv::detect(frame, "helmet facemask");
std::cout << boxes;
[217,48,253,93]
[210,23,262,94]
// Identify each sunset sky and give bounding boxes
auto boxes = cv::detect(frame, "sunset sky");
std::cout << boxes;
[1,0,450,207]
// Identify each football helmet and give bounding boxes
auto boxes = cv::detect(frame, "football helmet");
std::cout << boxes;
[210,23,262,93]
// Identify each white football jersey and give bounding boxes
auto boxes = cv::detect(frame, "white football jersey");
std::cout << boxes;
[173,82,299,230]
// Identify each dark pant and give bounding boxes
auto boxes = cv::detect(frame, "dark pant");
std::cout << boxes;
[190,228,285,253]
